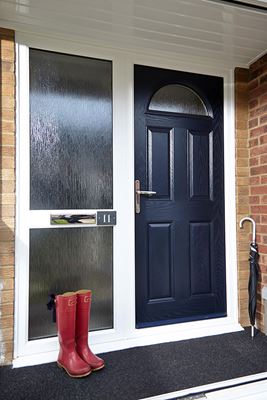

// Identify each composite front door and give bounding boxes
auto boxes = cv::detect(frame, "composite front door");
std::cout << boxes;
[135,65,226,328]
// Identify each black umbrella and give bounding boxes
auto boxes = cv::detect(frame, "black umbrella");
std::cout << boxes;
[248,242,259,338]
[240,217,259,338]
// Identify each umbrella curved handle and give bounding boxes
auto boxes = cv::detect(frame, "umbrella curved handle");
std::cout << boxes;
[239,217,256,244]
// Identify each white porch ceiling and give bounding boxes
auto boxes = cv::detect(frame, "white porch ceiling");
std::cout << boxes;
[0,0,266,68]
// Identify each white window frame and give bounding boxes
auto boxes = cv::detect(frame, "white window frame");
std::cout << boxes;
[14,32,242,368]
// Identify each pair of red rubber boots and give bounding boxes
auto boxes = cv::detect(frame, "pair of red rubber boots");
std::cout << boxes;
[56,290,104,378]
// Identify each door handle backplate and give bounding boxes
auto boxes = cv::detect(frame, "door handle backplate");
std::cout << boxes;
[135,180,156,214]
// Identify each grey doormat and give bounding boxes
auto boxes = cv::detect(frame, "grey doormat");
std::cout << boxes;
[0,329,267,400]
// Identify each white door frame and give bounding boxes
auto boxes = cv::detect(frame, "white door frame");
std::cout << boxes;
[14,32,242,368]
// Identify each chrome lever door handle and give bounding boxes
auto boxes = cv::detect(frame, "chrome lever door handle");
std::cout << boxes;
[136,190,157,196]
[135,180,156,214]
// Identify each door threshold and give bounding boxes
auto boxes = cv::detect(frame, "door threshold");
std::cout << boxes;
[139,373,267,400]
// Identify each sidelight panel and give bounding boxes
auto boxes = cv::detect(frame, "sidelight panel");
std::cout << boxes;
[29,49,113,210]
[29,227,113,340]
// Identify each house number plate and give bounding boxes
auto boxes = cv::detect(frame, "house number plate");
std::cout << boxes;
[51,211,116,226]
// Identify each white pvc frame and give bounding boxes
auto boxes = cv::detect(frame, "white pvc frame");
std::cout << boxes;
[14,32,242,368]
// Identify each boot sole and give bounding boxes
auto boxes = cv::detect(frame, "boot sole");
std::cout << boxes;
[57,361,91,378]
[92,364,105,372]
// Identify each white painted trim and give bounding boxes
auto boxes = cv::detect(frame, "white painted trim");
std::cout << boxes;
[224,68,240,325]
[140,373,267,400]
[14,33,241,367]
[14,43,30,360]
[206,379,267,400]
[112,55,136,340]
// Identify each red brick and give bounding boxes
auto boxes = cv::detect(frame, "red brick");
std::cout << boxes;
[251,186,267,195]
[250,144,267,157]
[250,67,265,81]
[260,74,267,85]
[257,225,267,233]
[249,195,259,204]
[249,138,259,147]
[250,104,267,118]
[251,176,260,185]
[250,125,267,137]
[250,54,267,71]
[256,234,262,244]
[261,176,267,184]
[253,215,261,224]
[260,93,267,106]
[260,135,267,145]
[249,118,258,128]
[260,114,267,125]
[249,83,267,100]
[257,244,267,254]
[249,99,258,109]
[260,154,267,164]
[248,79,258,91]
[251,205,267,214]
[250,166,267,176]
[249,156,258,166]
[260,264,267,274]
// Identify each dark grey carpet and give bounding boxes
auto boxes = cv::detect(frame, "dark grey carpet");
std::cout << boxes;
[1,329,267,400]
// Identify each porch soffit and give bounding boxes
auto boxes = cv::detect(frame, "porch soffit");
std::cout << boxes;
[0,0,266,68]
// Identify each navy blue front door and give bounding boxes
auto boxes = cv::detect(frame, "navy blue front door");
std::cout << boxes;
[135,65,226,328]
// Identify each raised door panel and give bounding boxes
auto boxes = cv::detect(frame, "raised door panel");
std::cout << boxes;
[147,223,174,302]
[147,127,174,199]
[188,130,213,201]
[190,222,212,296]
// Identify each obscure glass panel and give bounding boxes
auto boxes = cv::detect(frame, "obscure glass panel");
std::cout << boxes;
[29,227,113,340]
[30,49,112,210]
[149,84,208,116]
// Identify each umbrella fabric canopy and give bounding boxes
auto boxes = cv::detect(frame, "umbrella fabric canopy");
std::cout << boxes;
[248,242,259,337]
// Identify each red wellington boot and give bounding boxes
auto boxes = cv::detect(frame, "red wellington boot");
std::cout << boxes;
[76,290,105,371]
[56,292,92,378]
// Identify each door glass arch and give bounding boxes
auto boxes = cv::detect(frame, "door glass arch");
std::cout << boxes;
[148,84,210,116]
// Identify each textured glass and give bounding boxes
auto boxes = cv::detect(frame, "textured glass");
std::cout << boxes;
[30,49,113,210]
[149,84,208,115]
[29,227,113,340]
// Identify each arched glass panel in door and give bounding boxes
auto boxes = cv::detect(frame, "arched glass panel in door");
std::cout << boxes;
[148,84,209,116]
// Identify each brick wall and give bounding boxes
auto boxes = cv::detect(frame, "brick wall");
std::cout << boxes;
[235,54,267,331]
[235,68,251,327]
[248,54,267,332]
[0,28,15,365]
